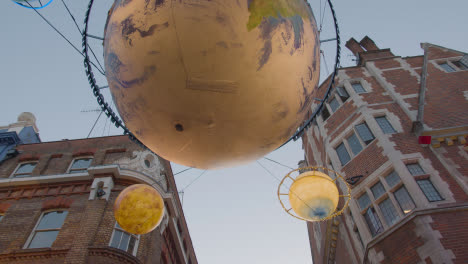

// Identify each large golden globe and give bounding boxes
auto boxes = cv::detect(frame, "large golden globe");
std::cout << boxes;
[104,0,320,169]
[289,171,339,221]
[114,184,165,234]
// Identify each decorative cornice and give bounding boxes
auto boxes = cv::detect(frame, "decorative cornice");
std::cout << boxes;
[88,246,142,264]
[0,248,69,261]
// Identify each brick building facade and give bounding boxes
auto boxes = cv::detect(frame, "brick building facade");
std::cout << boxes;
[0,122,197,264]
[302,36,468,264]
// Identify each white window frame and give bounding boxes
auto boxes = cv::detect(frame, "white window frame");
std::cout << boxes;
[334,121,375,166]
[67,157,93,174]
[375,116,397,134]
[24,210,68,249]
[351,82,367,94]
[10,161,38,178]
[109,222,140,256]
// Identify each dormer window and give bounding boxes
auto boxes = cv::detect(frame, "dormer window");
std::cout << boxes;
[68,158,93,173]
[439,63,456,72]
[13,162,37,178]
[337,87,350,102]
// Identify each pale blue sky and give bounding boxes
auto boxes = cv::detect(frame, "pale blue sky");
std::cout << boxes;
[1,0,467,263]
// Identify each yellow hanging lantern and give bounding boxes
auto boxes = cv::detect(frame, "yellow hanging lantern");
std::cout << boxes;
[278,167,350,222]
[114,184,165,234]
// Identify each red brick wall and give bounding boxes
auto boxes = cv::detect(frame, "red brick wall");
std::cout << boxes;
[431,210,468,264]
[373,220,424,264]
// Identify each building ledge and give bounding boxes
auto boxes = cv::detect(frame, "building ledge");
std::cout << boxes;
[88,246,142,264]
[0,248,69,261]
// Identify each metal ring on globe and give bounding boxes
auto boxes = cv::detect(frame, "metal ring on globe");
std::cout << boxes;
[11,0,54,9]
[277,166,351,222]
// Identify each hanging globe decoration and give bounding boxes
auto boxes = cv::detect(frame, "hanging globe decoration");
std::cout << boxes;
[103,0,321,169]
[114,184,165,234]
[277,167,351,221]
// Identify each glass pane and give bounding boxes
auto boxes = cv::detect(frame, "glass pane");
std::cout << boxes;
[15,163,36,174]
[347,133,363,155]
[336,143,351,165]
[375,116,396,134]
[385,171,401,187]
[379,198,400,226]
[439,63,455,72]
[37,211,68,230]
[322,107,330,121]
[417,179,443,202]
[0,215,3,222]
[337,87,349,102]
[110,230,123,248]
[453,60,468,70]
[371,182,386,199]
[355,123,375,145]
[128,236,137,254]
[358,193,371,209]
[352,83,366,93]
[71,158,92,170]
[406,163,425,176]
[28,231,59,248]
[394,186,416,214]
[119,233,130,251]
[329,98,340,112]
[364,208,383,237]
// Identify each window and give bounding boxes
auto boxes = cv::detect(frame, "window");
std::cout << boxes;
[337,87,349,102]
[452,60,468,70]
[417,179,443,202]
[385,170,401,188]
[355,123,375,145]
[26,211,68,248]
[406,163,425,176]
[13,162,37,178]
[439,63,456,72]
[68,158,93,173]
[335,143,351,166]
[329,98,340,112]
[346,133,363,155]
[352,83,366,94]
[357,193,371,210]
[110,222,140,256]
[364,207,383,237]
[394,186,416,214]
[379,198,400,226]
[321,107,330,121]
[371,182,385,199]
[0,214,3,222]
[375,116,396,134]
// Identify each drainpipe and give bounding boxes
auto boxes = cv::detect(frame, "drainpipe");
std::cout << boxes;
[413,43,429,134]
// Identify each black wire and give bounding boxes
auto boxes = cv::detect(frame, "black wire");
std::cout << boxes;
[180,170,207,192]
[23,0,106,75]
[174,167,193,176]
[263,157,295,170]
[87,110,103,138]
[60,0,106,74]
[256,160,314,211]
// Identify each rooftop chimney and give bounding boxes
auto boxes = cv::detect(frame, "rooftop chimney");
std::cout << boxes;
[359,36,379,51]
[346,36,394,66]
[345,38,365,56]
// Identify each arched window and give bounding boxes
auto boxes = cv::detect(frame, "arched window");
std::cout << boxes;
[25,210,68,248]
